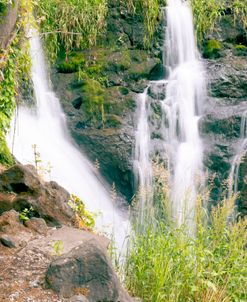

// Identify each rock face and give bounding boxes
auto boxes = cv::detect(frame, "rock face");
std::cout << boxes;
[0,164,75,225]
[51,0,164,201]
[46,239,121,301]
[200,15,247,213]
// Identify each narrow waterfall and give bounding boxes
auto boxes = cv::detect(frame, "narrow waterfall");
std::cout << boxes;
[163,0,205,226]
[229,111,247,195]
[134,88,153,223]
[7,34,129,252]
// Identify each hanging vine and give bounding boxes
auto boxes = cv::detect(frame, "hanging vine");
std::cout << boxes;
[0,0,32,165]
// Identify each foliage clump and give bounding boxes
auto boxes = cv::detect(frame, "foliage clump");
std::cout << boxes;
[68,194,95,230]
[190,0,247,43]
[125,197,247,302]
[203,39,222,58]
[36,0,108,61]
[234,44,247,56]
[0,0,32,166]
[124,160,247,302]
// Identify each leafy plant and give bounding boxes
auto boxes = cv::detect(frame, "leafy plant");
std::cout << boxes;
[51,240,64,256]
[19,206,34,222]
[68,194,95,230]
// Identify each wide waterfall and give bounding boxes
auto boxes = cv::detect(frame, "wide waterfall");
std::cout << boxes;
[163,0,205,226]
[7,34,129,252]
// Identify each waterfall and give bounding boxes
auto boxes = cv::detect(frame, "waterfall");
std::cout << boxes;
[134,0,205,227]
[134,88,153,224]
[7,33,129,252]
[229,111,247,195]
[163,0,205,227]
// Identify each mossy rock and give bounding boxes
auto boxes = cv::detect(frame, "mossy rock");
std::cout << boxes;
[234,44,247,56]
[203,39,222,59]
[104,114,123,128]
[57,53,85,73]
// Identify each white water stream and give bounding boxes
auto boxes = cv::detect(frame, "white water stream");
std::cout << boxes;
[163,0,205,226]
[134,88,153,223]
[7,34,129,253]
[229,111,247,195]
[134,0,205,228]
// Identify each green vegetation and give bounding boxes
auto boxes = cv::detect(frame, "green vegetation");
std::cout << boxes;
[0,0,12,15]
[36,0,108,61]
[123,162,247,302]
[125,192,247,301]
[68,194,95,230]
[51,240,64,256]
[19,206,34,222]
[126,0,165,48]
[0,0,32,166]
[190,0,247,42]
[203,39,222,58]
[234,44,247,56]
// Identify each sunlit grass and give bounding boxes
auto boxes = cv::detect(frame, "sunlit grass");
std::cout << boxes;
[124,162,247,302]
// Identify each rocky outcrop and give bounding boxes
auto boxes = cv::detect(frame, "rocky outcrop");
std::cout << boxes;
[0,163,136,302]
[200,14,247,213]
[51,0,164,201]
[0,164,75,226]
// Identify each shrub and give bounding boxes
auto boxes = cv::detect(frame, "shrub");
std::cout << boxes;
[234,44,247,56]
[203,39,222,58]
[125,196,247,302]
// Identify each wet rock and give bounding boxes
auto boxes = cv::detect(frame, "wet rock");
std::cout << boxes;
[202,28,247,207]
[24,217,48,235]
[148,81,167,100]
[0,164,75,226]
[50,0,165,201]
[46,239,132,301]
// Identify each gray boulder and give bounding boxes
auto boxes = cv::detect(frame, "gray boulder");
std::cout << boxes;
[46,239,133,302]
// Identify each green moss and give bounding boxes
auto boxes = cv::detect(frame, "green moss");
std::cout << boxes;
[57,53,85,73]
[119,87,129,95]
[203,39,222,59]
[234,44,247,56]
[81,78,105,113]
[104,114,122,128]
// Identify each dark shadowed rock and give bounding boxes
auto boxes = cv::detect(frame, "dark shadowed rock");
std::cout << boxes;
[0,164,75,226]
[46,239,133,302]
[0,234,16,248]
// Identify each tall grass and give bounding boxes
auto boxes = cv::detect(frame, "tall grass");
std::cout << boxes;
[36,0,108,60]
[190,0,247,42]
[124,163,247,302]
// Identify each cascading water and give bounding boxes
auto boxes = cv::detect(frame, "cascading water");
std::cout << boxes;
[229,111,247,195]
[163,0,205,227]
[134,0,205,227]
[134,88,153,223]
[7,33,129,252]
